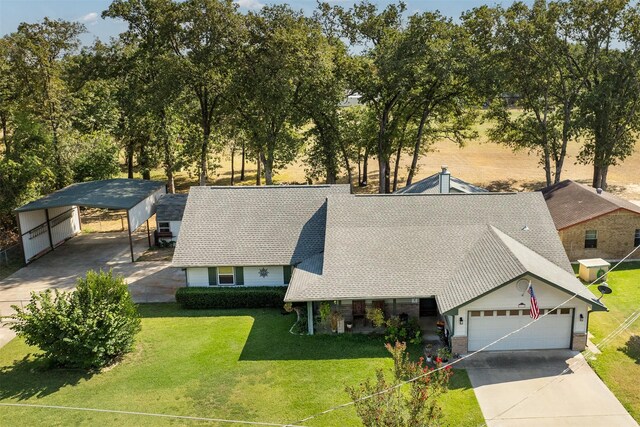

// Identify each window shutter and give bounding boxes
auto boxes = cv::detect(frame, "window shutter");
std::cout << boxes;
[235,267,244,286]
[208,267,217,286]
[283,265,292,284]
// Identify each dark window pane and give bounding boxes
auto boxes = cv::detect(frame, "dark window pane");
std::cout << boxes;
[218,275,234,285]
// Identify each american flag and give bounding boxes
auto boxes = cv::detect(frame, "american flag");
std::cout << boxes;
[528,284,540,320]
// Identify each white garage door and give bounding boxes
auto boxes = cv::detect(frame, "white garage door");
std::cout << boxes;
[467,308,573,351]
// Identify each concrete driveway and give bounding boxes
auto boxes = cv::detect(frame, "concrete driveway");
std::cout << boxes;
[0,231,185,320]
[463,350,637,426]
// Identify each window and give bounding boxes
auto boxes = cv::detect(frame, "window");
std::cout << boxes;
[470,311,481,317]
[560,308,571,315]
[496,310,507,316]
[509,310,520,316]
[483,310,494,317]
[635,229,640,247]
[217,266,235,285]
[547,309,557,315]
[585,230,598,248]
[158,222,171,233]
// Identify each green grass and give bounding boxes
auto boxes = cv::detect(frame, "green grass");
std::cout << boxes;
[588,261,640,422]
[0,305,483,426]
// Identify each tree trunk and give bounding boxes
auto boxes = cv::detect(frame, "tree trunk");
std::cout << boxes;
[140,140,151,180]
[555,102,571,184]
[160,111,175,193]
[1,116,8,158]
[392,141,403,192]
[127,141,134,179]
[199,125,210,186]
[377,110,389,194]
[256,150,261,186]
[361,147,369,186]
[406,106,430,187]
[261,150,274,185]
[384,159,391,194]
[600,165,609,190]
[542,142,552,187]
[240,140,246,181]
[339,141,353,191]
[230,144,236,186]
[592,164,602,189]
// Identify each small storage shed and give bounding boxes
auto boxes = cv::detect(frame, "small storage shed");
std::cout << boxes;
[577,258,611,282]
[155,193,188,243]
[15,179,166,264]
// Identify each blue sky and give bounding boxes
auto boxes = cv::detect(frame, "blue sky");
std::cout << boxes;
[0,0,517,46]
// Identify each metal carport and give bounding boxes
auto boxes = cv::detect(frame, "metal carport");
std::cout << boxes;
[15,179,166,264]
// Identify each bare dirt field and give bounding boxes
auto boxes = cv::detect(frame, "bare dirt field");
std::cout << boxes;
[166,136,640,202]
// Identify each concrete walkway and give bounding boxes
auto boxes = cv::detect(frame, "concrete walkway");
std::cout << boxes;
[462,350,637,426]
[0,232,185,347]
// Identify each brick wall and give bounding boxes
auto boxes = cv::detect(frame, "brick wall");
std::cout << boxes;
[333,299,420,323]
[559,209,640,261]
[451,336,468,355]
[572,333,587,351]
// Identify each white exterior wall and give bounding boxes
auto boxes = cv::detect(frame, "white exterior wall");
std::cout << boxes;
[243,266,285,286]
[186,268,209,287]
[19,209,49,262]
[49,206,80,246]
[452,275,590,338]
[129,187,166,231]
[19,206,81,263]
[185,266,287,287]
[156,220,182,242]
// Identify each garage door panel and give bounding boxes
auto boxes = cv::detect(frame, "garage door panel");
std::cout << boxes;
[468,309,572,351]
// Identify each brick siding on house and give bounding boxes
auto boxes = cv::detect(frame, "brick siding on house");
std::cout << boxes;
[559,209,640,261]
[572,333,587,351]
[451,336,468,355]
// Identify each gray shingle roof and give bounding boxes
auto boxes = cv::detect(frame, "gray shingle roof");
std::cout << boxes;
[395,173,487,194]
[540,179,640,229]
[172,185,351,267]
[285,192,602,309]
[156,194,188,222]
[438,226,604,313]
[15,179,165,212]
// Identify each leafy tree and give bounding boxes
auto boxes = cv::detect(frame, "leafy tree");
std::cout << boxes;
[71,132,121,182]
[237,5,331,185]
[346,341,453,427]
[567,0,640,189]
[11,270,141,369]
[323,1,411,193]
[8,18,85,188]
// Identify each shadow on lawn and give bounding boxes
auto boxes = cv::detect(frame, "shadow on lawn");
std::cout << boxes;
[0,354,93,400]
[620,335,640,364]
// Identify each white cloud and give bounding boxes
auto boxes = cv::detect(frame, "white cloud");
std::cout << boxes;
[79,12,99,24]
[234,0,264,10]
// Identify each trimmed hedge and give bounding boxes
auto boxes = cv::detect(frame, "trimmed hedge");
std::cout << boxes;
[175,286,287,309]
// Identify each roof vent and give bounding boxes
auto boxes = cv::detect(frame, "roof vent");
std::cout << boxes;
[596,188,603,195]
[439,165,451,193]
[522,224,530,231]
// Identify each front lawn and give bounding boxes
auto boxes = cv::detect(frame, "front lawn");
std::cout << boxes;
[0,305,483,426]
[588,261,640,422]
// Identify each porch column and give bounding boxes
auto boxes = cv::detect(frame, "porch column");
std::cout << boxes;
[307,301,314,335]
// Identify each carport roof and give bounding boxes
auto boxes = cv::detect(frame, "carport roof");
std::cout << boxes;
[15,179,165,212]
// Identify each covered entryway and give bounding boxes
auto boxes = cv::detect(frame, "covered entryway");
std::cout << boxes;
[419,297,438,317]
[15,179,166,264]
[467,308,573,351]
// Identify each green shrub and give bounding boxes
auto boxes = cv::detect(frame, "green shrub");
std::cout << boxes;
[385,316,422,345]
[11,270,141,369]
[175,286,287,309]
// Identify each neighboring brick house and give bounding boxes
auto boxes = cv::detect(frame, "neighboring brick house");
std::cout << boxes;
[540,180,640,261]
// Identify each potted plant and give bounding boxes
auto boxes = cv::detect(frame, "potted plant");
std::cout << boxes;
[425,344,433,363]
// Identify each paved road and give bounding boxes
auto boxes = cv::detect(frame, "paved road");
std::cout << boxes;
[0,232,185,347]
[462,350,637,426]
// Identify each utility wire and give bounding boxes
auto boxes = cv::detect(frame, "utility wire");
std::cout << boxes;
[293,245,640,425]
[0,402,306,427]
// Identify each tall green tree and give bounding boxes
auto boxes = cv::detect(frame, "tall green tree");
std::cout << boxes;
[237,5,331,185]
[8,18,85,188]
